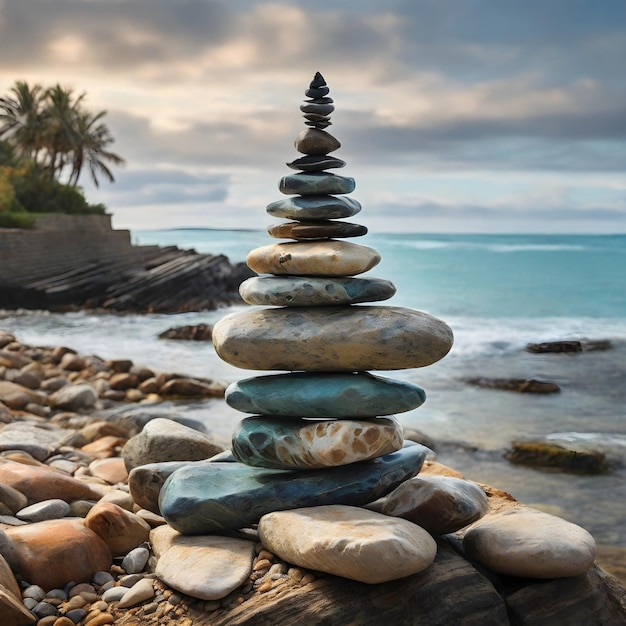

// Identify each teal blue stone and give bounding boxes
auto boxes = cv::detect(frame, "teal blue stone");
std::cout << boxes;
[239,276,396,307]
[267,195,361,220]
[279,173,355,196]
[225,372,426,418]
[158,444,429,534]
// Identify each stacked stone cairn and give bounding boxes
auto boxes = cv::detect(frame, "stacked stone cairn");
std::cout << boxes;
[157,74,598,588]
[157,73,458,583]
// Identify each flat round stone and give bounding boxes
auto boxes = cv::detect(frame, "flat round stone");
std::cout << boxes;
[286,155,346,172]
[232,416,404,470]
[212,306,454,371]
[463,508,597,578]
[279,173,355,196]
[294,128,341,155]
[300,102,335,116]
[225,372,425,417]
[159,444,429,534]
[267,195,361,220]
[258,505,437,584]
[246,241,380,276]
[239,276,396,306]
[268,220,367,240]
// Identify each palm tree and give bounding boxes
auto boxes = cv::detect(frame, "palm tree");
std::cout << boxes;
[67,109,125,188]
[0,81,46,163]
[0,81,124,187]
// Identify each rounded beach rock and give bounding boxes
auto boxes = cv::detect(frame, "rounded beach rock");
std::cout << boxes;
[1,519,112,590]
[258,505,437,584]
[151,524,256,601]
[212,306,454,371]
[84,502,151,557]
[225,372,424,418]
[267,220,367,240]
[246,240,380,277]
[239,276,396,307]
[294,128,340,155]
[381,475,489,535]
[462,508,597,578]
[266,195,361,221]
[231,416,404,470]
[121,417,224,472]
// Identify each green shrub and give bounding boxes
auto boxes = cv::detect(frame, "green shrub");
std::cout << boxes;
[0,211,36,229]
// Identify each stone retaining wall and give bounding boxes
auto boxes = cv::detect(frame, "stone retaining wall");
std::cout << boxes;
[0,214,148,286]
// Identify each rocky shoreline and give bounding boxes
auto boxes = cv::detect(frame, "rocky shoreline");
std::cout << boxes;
[0,328,625,625]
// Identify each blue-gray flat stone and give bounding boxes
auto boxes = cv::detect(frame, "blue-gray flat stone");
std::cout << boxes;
[267,195,361,220]
[212,306,454,371]
[267,220,367,240]
[279,173,355,196]
[158,444,429,534]
[232,416,404,469]
[239,276,396,306]
[225,372,425,417]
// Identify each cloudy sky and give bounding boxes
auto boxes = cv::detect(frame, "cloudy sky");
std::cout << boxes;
[1,0,625,234]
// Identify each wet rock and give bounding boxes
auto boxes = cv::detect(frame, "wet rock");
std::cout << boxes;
[465,378,560,393]
[158,324,213,341]
[259,505,437,584]
[121,417,224,472]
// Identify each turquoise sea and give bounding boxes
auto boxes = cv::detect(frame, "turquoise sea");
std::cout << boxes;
[2,230,626,570]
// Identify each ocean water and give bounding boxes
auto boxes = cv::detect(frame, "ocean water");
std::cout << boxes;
[2,231,626,561]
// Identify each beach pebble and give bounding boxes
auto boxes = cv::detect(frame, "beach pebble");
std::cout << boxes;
[213,306,453,372]
[32,600,58,618]
[0,421,66,461]
[49,383,98,411]
[294,128,340,155]
[121,417,224,472]
[239,275,395,307]
[232,416,403,470]
[279,172,355,196]
[226,371,422,418]
[151,525,255,601]
[0,460,102,508]
[22,584,46,601]
[84,502,151,557]
[0,483,28,514]
[463,508,597,578]
[266,195,361,220]
[159,445,428,535]
[102,586,128,603]
[122,546,150,574]
[3,518,111,589]
[259,505,437,584]
[116,577,154,608]
[93,571,115,587]
[246,240,380,277]
[382,475,489,534]
[16,499,70,522]
[89,457,129,485]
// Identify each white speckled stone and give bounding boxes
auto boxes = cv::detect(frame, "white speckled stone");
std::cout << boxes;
[258,505,437,584]
[246,240,380,277]
[151,525,256,601]
[232,416,404,470]
[462,508,597,578]
[212,306,454,371]
[239,275,396,306]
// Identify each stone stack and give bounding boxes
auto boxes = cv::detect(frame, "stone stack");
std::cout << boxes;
[157,73,454,548]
